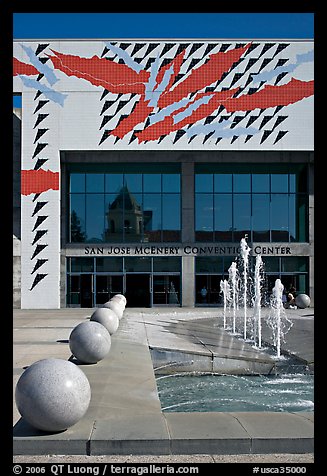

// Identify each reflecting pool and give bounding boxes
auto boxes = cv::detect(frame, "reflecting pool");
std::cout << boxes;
[156,373,314,413]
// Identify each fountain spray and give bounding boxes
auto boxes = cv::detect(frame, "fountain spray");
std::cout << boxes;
[267,278,293,358]
[220,279,230,329]
[253,254,263,348]
[240,237,251,340]
[228,262,238,334]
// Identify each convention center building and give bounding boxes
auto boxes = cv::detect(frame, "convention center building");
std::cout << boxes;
[13,39,314,309]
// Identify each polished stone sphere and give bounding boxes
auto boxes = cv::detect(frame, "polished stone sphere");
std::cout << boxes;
[69,321,111,363]
[102,300,124,319]
[110,294,127,306]
[90,307,119,335]
[15,358,91,432]
[295,293,311,309]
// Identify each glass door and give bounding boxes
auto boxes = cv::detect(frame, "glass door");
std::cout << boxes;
[80,274,93,307]
[153,275,180,305]
[95,275,124,305]
[125,274,151,307]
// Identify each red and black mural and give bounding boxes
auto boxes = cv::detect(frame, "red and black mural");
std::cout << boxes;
[14,40,314,148]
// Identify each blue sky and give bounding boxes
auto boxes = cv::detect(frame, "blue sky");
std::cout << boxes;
[13,13,314,108]
[13,13,313,40]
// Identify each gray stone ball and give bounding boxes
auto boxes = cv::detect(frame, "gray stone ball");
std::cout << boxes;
[15,358,91,432]
[295,293,311,309]
[103,300,124,319]
[110,294,127,306]
[90,307,119,335]
[69,321,111,364]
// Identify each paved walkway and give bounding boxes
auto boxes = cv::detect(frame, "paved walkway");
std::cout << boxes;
[13,307,314,460]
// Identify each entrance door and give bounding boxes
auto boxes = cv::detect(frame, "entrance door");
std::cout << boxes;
[153,275,180,305]
[80,274,93,307]
[125,274,151,307]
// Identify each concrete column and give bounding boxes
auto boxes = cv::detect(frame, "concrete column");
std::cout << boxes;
[181,255,195,307]
[181,162,195,306]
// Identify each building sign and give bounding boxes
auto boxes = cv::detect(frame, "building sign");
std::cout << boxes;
[64,243,310,257]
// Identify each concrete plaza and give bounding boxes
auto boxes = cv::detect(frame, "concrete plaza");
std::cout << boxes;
[13,306,314,461]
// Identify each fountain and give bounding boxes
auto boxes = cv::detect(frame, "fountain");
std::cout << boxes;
[219,279,230,329]
[228,261,238,334]
[266,278,293,358]
[220,236,294,358]
[240,237,251,340]
[253,254,264,349]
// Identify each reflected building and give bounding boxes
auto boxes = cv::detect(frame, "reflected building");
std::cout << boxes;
[105,185,146,242]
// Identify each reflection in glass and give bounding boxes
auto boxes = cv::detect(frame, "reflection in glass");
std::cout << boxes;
[70,174,85,193]
[69,171,181,244]
[86,194,104,242]
[124,174,142,192]
[252,174,270,193]
[144,194,161,242]
[70,194,86,242]
[96,257,123,272]
[153,257,180,272]
[86,174,104,193]
[271,174,288,193]
[271,194,289,241]
[144,174,161,192]
[105,173,123,193]
[214,174,232,192]
[214,194,232,241]
[195,194,214,241]
[252,194,270,241]
[195,174,213,193]
[233,193,251,240]
[105,188,143,242]
[233,174,251,192]
[163,174,180,192]
[71,257,94,272]
[289,195,296,242]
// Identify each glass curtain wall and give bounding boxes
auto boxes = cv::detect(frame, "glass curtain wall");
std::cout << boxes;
[195,164,308,243]
[66,256,181,307]
[68,164,181,244]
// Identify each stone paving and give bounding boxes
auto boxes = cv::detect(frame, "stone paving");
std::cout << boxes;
[13,307,314,459]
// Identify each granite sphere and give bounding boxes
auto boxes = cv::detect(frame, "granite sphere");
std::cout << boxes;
[90,307,119,335]
[295,293,311,309]
[103,300,124,319]
[110,294,127,306]
[69,321,111,363]
[15,358,91,432]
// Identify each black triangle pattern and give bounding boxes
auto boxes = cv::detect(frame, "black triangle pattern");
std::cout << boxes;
[34,158,49,170]
[32,216,48,231]
[30,274,48,290]
[97,41,291,146]
[29,44,51,290]
[34,114,49,128]
[31,259,48,274]
[32,201,48,217]
[34,129,48,143]
[32,230,48,245]
[31,244,48,260]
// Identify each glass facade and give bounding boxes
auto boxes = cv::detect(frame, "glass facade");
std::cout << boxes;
[66,256,181,307]
[65,162,311,308]
[195,164,308,243]
[69,164,181,243]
